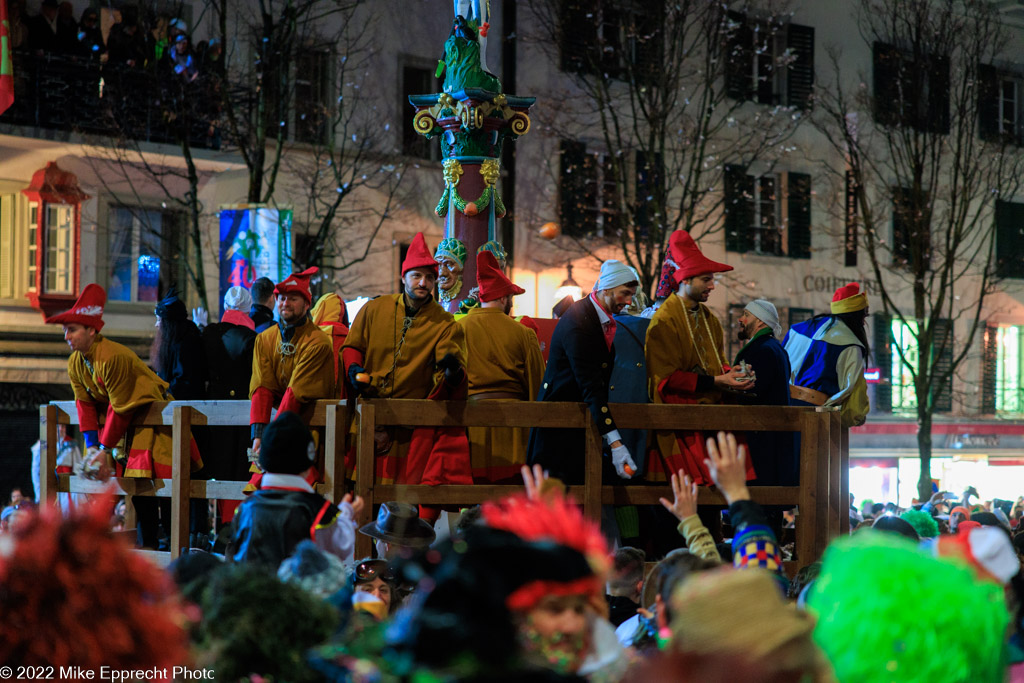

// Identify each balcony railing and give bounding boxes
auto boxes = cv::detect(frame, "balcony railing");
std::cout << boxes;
[1,50,220,149]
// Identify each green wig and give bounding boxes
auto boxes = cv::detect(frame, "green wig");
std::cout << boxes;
[900,509,940,539]
[808,534,1008,682]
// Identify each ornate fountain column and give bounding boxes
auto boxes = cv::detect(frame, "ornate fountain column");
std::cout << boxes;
[409,14,534,313]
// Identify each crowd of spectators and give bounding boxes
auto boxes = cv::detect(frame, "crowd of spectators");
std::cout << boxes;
[4,430,1023,681]
[5,2,223,147]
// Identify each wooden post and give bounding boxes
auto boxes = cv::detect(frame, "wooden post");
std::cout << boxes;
[354,401,376,559]
[796,411,819,565]
[324,402,348,503]
[825,409,843,540]
[840,424,851,535]
[813,410,831,558]
[40,404,58,503]
[170,405,192,559]
[582,420,602,521]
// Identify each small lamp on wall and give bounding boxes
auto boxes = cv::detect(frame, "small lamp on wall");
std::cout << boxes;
[553,261,583,304]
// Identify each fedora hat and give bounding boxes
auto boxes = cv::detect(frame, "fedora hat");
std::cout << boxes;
[358,501,436,548]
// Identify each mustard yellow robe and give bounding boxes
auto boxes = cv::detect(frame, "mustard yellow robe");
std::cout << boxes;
[458,307,545,483]
[341,294,471,485]
[69,335,202,478]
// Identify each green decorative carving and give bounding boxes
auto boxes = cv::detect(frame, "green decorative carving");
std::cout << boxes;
[440,17,501,95]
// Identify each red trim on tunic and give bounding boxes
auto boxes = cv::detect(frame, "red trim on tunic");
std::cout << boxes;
[99,406,131,447]
[250,386,275,424]
[76,400,99,432]
[278,387,301,414]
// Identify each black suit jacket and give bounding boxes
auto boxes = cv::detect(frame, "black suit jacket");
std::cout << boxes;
[734,332,797,486]
[528,297,617,484]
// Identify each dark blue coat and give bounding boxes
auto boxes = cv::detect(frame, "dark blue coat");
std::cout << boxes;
[609,314,651,474]
[733,332,798,486]
[528,297,617,485]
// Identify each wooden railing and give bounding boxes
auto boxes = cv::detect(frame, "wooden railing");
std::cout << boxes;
[39,400,848,566]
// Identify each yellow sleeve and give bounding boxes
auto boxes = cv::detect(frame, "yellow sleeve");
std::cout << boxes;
[288,338,336,402]
[249,333,269,399]
[523,328,545,401]
[645,311,680,399]
[433,319,467,388]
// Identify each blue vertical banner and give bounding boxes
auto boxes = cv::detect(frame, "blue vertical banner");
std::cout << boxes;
[218,205,293,306]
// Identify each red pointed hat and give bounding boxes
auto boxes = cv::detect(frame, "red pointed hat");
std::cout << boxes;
[274,266,318,305]
[45,284,107,331]
[667,230,734,285]
[402,232,439,276]
[477,251,524,302]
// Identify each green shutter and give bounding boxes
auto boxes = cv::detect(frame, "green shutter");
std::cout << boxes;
[724,164,753,253]
[981,323,998,414]
[559,0,600,74]
[873,42,901,126]
[787,171,811,259]
[978,63,1000,142]
[786,24,815,111]
[724,11,753,101]
[995,200,1024,279]
[560,140,588,237]
[873,313,893,413]
[932,319,954,413]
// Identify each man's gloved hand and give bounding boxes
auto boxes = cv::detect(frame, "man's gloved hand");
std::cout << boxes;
[348,364,371,395]
[611,443,637,480]
[192,307,209,328]
[437,353,463,385]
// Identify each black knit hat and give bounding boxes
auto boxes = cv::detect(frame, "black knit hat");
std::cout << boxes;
[259,412,315,475]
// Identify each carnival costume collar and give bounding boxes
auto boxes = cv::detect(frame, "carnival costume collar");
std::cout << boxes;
[277,315,311,356]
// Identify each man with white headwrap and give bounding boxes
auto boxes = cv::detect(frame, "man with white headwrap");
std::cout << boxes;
[733,299,797,486]
[201,286,258,520]
[528,259,639,484]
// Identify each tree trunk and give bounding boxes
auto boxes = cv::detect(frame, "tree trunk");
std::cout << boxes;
[916,409,933,501]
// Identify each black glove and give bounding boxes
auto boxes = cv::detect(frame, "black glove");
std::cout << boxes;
[437,353,463,385]
[348,363,371,395]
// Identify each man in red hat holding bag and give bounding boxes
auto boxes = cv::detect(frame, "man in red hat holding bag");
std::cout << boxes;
[783,282,870,428]
[248,266,335,482]
[645,230,756,485]
[457,251,545,483]
[45,284,203,548]
[341,232,471,520]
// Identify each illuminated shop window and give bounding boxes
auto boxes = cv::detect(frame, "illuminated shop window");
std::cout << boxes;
[995,325,1023,414]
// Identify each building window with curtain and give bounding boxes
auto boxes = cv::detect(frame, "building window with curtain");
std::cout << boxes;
[106,206,184,303]
[45,204,74,294]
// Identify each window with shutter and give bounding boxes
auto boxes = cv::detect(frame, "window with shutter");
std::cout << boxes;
[402,65,441,161]
[558,1,662,81]
[724,166,810,257]
[978,64,1024,146]
[725,13,814,109]
[995,200,1024,279]
[559,140,620,237]
[873,313,893,413]
[873,42,950,134]
[0,195,10,299]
